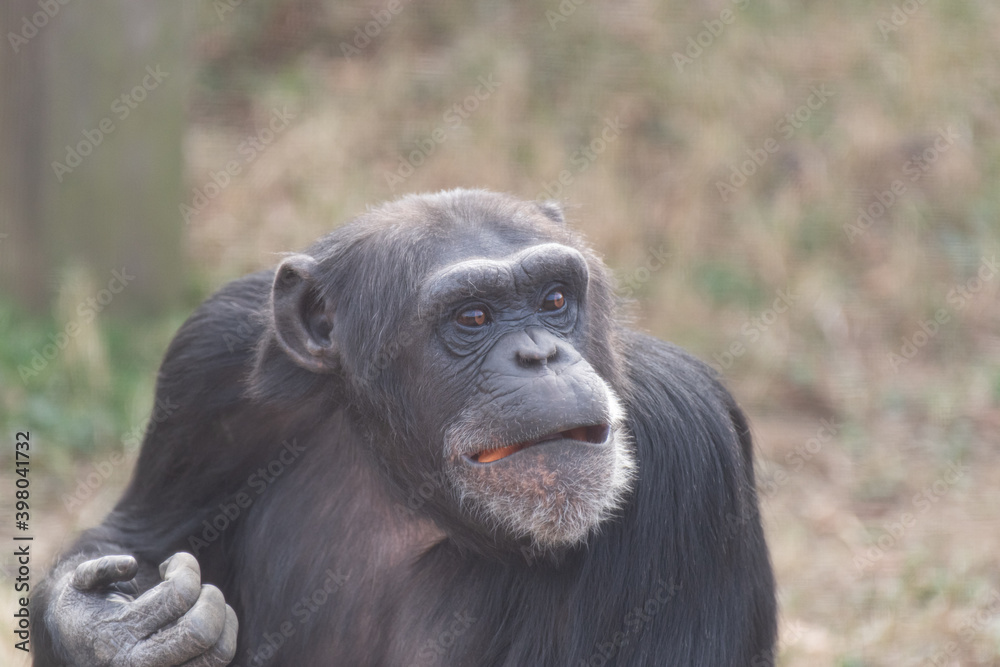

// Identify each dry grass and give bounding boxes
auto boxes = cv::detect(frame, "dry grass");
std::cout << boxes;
[3,1,999,665]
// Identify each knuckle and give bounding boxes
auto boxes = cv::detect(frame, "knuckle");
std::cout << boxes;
[160,551,200,580]
[169,573,203,606]
[172,551,200,570]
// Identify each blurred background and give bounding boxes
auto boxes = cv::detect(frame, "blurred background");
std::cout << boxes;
[1,1,999,664]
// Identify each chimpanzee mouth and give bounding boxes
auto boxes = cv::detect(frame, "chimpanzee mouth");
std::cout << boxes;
[469,424,611,464]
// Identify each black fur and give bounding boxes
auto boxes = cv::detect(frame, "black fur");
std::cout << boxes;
[33,190,775,666]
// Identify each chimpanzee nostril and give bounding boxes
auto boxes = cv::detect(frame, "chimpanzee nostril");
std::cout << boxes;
[517,346,557,367]
[515,330,558,367]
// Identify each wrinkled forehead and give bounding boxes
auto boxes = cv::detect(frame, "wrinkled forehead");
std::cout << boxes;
[417,243,589,313]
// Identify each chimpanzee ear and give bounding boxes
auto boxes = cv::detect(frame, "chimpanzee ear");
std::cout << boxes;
[535,200,566,225]
[271,254,338,373]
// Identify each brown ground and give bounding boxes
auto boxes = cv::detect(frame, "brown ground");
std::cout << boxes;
[3,2,1000,665]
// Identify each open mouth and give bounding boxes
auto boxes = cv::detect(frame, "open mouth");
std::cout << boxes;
[470,424,610,464]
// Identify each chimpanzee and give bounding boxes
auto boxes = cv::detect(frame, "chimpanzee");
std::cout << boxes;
[33,189,776,666]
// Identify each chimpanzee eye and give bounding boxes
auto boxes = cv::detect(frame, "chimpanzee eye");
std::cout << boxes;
[540,290,566,312]
[456,307,490,327]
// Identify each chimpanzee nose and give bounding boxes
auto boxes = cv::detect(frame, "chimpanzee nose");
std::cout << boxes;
[514,327,559,368]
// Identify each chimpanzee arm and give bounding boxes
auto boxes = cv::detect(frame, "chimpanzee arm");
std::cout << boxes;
[28,276,276,667]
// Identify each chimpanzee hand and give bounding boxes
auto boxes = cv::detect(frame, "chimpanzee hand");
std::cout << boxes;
[48,552,238,666]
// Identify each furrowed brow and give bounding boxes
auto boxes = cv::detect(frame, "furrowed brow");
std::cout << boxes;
[515,244,590,290]
[418,260,515,321]
[416,244,589,320]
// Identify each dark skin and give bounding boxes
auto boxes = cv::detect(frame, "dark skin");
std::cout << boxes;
[33,189,776,666]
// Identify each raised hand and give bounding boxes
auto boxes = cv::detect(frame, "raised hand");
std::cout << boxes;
[47,553,237,667]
